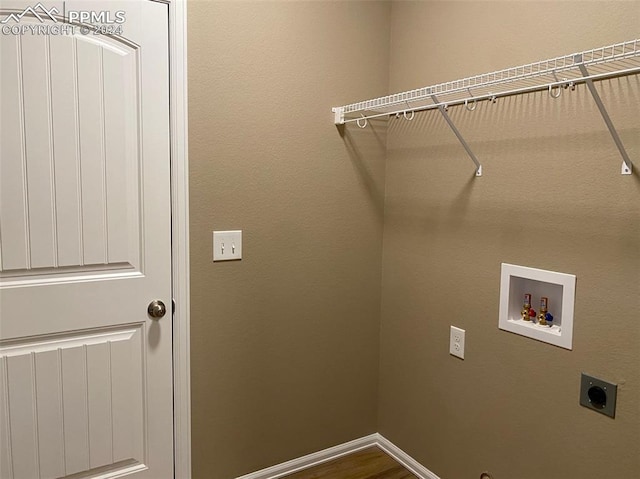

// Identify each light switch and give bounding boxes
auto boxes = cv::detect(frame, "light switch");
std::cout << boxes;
[213,230,242,261]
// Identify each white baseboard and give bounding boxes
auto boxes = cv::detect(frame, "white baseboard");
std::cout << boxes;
[376,434,441,479]
[235,434,379,479]
[235,433,441,479]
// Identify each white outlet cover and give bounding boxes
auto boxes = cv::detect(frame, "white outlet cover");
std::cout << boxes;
[450,326,465,359]
[213,230,242,261]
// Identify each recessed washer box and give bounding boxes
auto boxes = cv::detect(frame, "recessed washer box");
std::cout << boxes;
[499,263,576,350]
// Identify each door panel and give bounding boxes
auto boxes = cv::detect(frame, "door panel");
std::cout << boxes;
[1,326,145,478]
[0,2,173,478]
[0,31,29,271]
[0,31,141,280]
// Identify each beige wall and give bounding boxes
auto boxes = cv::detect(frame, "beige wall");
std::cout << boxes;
[380,2,640,479]
[189,1,639,478]
[188,1,390,477]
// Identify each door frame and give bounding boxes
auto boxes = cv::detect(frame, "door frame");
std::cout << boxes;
[167,1,191,477]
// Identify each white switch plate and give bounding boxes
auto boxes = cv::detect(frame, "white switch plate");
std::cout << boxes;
[213,230,242,261]
[449,326,465,359]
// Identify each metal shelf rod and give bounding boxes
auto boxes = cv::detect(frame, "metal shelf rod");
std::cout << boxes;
[336,66,640,126]
[336,40,638,117]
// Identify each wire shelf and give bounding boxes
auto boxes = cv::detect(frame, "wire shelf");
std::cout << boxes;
[333,39,640,125]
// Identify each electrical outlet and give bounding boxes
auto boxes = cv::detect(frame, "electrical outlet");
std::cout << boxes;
[580,373,617,418]
[449,326,465,359]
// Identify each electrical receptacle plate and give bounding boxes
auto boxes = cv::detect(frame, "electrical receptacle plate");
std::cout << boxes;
[449,326,465,359]
[580,373,617,418]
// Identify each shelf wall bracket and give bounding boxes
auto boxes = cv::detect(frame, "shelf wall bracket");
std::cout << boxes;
[332,107,345,125]
[431,95,482,176]
[578,62,633,175]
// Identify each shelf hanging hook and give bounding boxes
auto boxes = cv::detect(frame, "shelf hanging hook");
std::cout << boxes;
[549,83,562,99]
[403,101,415,121]
[356,114,368,129]
[464,98,477,111]
[464,88,477,111]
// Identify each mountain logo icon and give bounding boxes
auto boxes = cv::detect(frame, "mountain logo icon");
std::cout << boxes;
[1,3,59,24]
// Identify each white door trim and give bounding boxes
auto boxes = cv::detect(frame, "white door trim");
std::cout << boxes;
[167,1,191,478]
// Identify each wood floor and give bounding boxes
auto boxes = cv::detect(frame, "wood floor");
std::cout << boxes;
[282,447,418,479]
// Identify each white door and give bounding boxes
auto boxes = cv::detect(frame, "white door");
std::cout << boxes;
[0,1,173,478]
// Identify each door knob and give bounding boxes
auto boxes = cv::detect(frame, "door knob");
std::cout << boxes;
[148,300,167,319]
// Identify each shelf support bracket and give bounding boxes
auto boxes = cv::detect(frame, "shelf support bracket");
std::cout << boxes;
[332,107,344,125]
[431,95,482,176]
[577,62,633,175]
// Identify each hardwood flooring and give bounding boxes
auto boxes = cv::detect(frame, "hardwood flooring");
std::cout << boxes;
[281,446,418,479]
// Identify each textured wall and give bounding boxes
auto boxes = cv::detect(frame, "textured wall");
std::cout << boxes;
[188,1,390,477]
[379,2,640,479]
